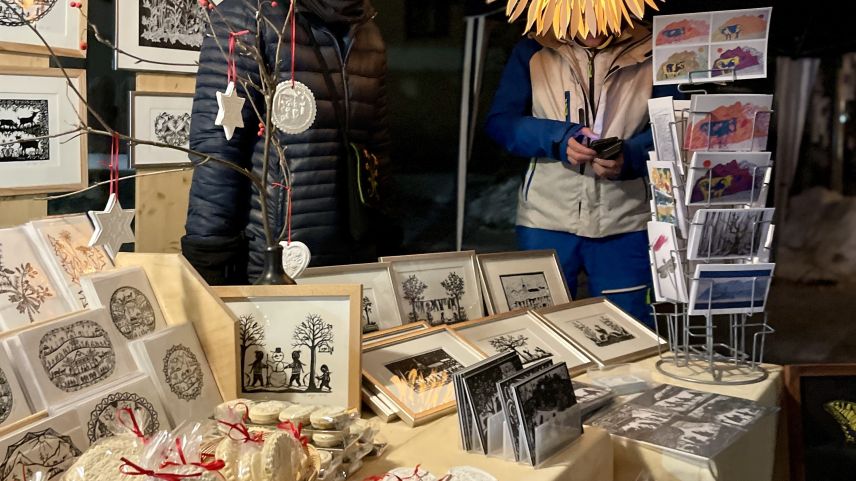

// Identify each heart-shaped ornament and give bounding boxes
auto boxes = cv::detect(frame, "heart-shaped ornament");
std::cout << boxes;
[280,240,311,279]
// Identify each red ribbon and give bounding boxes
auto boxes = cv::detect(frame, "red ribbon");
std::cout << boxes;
[363,465,426,481]
[227,30,251,84]
[116,407,146,441]
[276,420,308,447]
[217,420,264,444]
[232,402,251,422]
[119,458,202,481]
[161,438,227,473]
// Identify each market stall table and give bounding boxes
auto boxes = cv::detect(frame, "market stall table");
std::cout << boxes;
[578,356,783,481]
[352,413,614,481]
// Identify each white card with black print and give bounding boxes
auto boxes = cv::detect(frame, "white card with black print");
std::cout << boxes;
[10,307,139,412]
[0,225,76,331]
[25,214,114,310]
[0,343,33,429]
[68,374,171,445]
[80,266,168,341]
[0,409,90,481]
[129,323,223,425]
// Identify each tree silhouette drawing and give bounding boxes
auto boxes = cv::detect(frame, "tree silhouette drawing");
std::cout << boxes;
[238,314,265,387]
[488,334,529,354]
[362,296,374,325]
[292,314,334,392]
[441,272,466,322]
[401,275,428,322]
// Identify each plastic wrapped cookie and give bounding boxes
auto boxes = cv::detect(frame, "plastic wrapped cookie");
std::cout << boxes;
[249,400,291,425]
[446,467,498,481]
[65,436,143,481]
[383,466,437,481]
[309,406,349,430]
[162,464,223,481]
[279,404,316,426]
[349,418,374,443]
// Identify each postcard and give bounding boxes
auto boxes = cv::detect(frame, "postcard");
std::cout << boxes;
[648,97,684,172]
[648,221,689,303]
[684,94,773,152]
[687,208,775,260]
[647,160,688,238]
[686,152,772,206]
[688,263,775,315]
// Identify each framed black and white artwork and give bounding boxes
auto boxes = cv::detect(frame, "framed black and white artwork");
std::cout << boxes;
[380,251,485,326]
[9,307,138,411]
[0,410,89,481]
[0,69,87,196]
[128,322,223,425]
[362,321,431,346]
[451,310,594,373]
[0,0,86,57]
[0,225,75,332]
[129,91,194,166]
[0,345,32,430]
[476,250,570,315]
[300,262,404,334]
[115,0,217,72]
[535,298,666,365]
[215,284,362,411]
[80,266,168,341]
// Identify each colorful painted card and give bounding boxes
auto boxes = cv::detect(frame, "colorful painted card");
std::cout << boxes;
[684,94,773,152]
[647,160,688,239]
[685,152,771,206]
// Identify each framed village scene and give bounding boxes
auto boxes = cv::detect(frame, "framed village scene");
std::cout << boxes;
[476,250,571,315]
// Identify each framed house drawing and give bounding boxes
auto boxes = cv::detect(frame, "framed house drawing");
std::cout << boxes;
[476,250,571,315]
[0,68,87,196]
[0,0,86,57]
[130,91,194,166]
[214,284,361,411]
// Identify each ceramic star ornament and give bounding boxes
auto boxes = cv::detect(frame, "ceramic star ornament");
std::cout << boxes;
[215,81,246,140]
[88,193,135,259]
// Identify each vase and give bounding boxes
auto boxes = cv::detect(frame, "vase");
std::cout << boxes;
[254,245,297,285]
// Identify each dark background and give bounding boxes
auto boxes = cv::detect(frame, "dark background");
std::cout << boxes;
[800,375,856,481]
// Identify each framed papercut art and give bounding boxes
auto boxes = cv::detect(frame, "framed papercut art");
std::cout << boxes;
[300,263,403,334]
[450,311,593,374]
[381,251,485,326]
[535,298,665,365]
[362,321,430,346]
[361,326,484,426]
[0,69,87,195]
[0,0,86,57]
[130,91,194,166]
[215,284,361,411]
[80,266,168,341]
[476,250,570,315]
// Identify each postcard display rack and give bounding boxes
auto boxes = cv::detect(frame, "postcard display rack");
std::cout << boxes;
[647,70,776,386]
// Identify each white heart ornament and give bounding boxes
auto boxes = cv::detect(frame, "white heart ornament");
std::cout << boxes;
[280,241,311,279]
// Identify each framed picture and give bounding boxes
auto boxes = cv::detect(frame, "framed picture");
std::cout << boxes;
[361,326,485,426]
[380,251,485,326]
[785,364,856,481]
[215,285,361,411]
[476,250,571,315]
[362,321,430,346]
[115,0,208,73]
[0,68,87,196]
[301,263,403,334]
[685,152,772,206]
[450,311,594,374]
[129,91,194,167]
[688,263,774,315]
[0,0,86,57]
[80,266,169,341]
[535,298,665,365]
[687,208,774,260]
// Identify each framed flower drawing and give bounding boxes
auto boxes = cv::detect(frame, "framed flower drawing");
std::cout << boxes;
[476,250,570,315]
[80,266,168,341]
[0,69,87,195]
[130,91,194,167]
[380,251,485,326]
[215,284,362,411]
[300,262,403,334]
[535,299,666,365]
[0,0,86,57]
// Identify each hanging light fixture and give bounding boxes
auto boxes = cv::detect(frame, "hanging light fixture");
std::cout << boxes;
[491,0,664,40]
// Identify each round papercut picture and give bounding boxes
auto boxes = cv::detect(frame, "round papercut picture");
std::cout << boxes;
[87,392,160,443]
[0,428,82,481]
[0,367,13,424]
[0,0,59,27]
[109,286,157,339]
[38,320,116,392]
[163,344,204,401]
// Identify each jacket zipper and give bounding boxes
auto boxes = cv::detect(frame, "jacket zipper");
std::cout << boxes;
[321,24,364,134]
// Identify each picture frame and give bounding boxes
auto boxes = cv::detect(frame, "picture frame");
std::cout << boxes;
[476,250,571,315]
[535,298,666,365]
[300,262,404,334]
[214,284,362,411]
[115,0,207,73]
[784,364,856,481]
[0,0,86,57]
[450,311,594,374]
[688,263,775,315]
[380,251,485,326]
[129,91,194,167]
[0,344,33,430]
[361,326,485,426]
[0,68,87,196]
[362,321,431,346]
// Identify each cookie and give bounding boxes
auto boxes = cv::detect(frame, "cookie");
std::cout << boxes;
[279,404,316,426]
[68,437,141,481]
[261,430,307,481]
[249,401,290,425]
[312,432,343,448]
[309,406,348,430]
[162,464,221,481]
[350,418,373,443]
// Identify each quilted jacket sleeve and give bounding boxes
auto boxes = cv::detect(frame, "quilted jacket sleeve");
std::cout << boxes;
[182,0,264,285]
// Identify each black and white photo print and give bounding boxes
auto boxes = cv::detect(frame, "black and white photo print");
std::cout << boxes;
[645,419,742,458]
[0,99,49,163]
[500,273,553,310]
[385,348,466,394]
[80,266,168,340]
[459,351,523,453]
[687,394,772,428]
[0,410,88,481]
[496,359,554,461]
[138,0,205,51]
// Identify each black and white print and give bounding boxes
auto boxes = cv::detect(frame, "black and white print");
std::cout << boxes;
[633,384,716,415]
[109,286,157,339]
[689,208,774,260]
[0,0,57,27]
[0,367,12,424]
[38,320,116,393]
[361,289,380,334]
[400,269,469,325]
[496,359,553,460]
[688,394,770,428]
[153,111,191,146]
[138,0,205,51]
[384,348,466,394]
[645,419,742,458]
[572,314,636,347]
[0,428,82,481]
[162,344,203,401]
[485,330,553,364]
[590,403,674,437]
[460,352,523,452]
[500,272,553,310]
[0,99,49,163]
[87,391,160,443]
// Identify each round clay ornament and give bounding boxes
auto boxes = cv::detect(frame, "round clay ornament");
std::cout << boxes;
[272,80,317,135]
